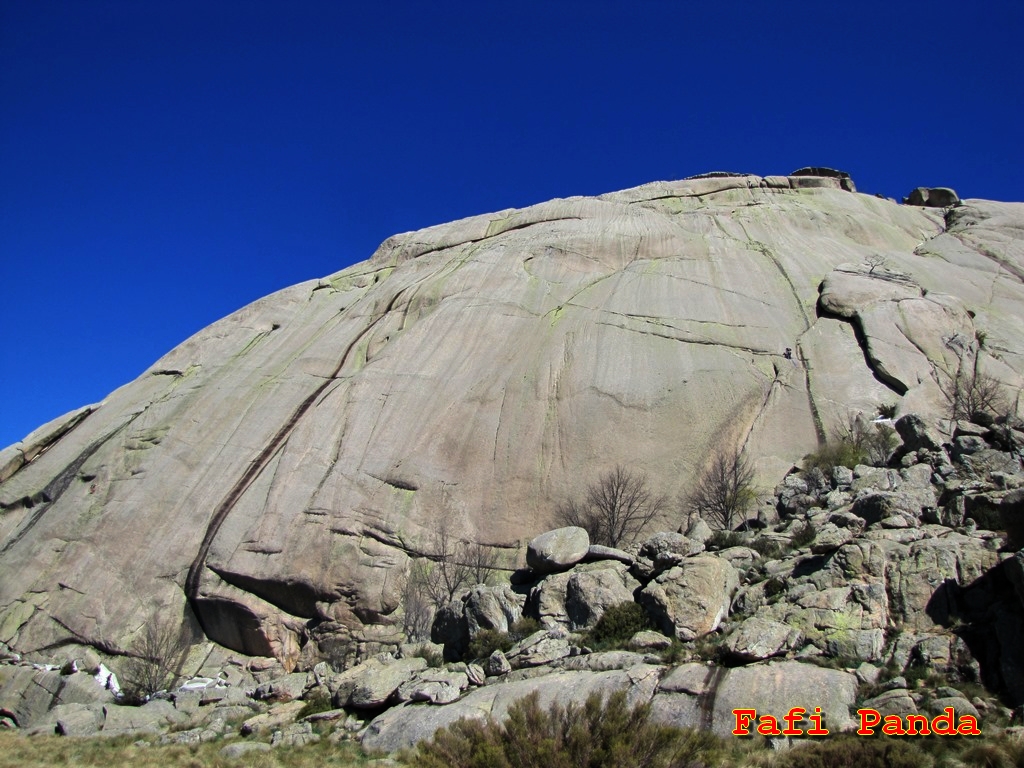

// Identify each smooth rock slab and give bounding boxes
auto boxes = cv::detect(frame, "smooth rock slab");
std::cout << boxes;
[650,660,857,737]
[361,665,662,753]
[527,527,590,574]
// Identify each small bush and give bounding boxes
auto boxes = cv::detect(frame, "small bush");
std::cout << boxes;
[763,576,787,599]
[295,690,334,719]
[583,602,653,651]
[805,413,898,473]
[776,735,932,768]
[748,536,786,560]
[877,403,898,419]
[411,645,445,668]
[464,618,541,661]
[414,689,724,768]
[706,530,747,550]
[466,629,514,661]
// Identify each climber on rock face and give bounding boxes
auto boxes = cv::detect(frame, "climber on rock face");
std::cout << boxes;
[783,348,792,360]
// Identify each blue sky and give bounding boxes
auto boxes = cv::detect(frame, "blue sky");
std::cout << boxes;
[2,0,1022,449]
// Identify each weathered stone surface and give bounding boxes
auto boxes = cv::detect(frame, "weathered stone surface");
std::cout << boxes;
[724,617,801,662]
[650,660,858,737]
[639,556,738,641]
[527,528,590,574]
[464,584,525,637]
[240,700,306,735]
[361,665,662,752]
[254,672,309,702]
[1,176,1022,668]
[102,699,186,735]
[565,564,640,631]
[906,187,960,207]
[584,545,634,565]
[0,666,113,728]
[53,702,105,737]
[347,657,429,709]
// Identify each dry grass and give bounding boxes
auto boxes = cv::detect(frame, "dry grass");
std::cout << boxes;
[0,732,382,768]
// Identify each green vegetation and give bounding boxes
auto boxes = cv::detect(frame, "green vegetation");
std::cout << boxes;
[774,735,931,768]
[582,602,653,651]
[413,689,723,768]
[294,690,334,720]
[465,617,540,661]
[804,413,898,472]
[0,731,375,768]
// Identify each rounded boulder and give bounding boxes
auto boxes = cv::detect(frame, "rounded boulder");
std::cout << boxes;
[526,527,590,574]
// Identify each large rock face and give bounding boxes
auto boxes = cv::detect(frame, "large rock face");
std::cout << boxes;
[1,172,1022,667]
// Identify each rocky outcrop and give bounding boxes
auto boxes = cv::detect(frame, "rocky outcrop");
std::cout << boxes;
[0,171,1021,681]
[526,527,590,574]
[2,406,1023,752]
[906,187,960,207]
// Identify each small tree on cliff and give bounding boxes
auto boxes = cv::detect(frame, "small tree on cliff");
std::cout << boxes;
[683,449,756,531]
[118,613,192,703]
[557,466,667,548]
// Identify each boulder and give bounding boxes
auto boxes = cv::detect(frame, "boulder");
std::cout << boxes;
[221,742,273,758]
[861,687,918,717]
[724,617,802,662]
[650,660,858,737]
[361,665,662,752]
[584,545,634,565]
[896,414,945,452]
[240,699,307,735]
[253,672,309,702]
[638,556,739,641]
[905,187,960,207]
[526,528,590,574]
[348,656,429,709]
[565,564,640,630]
[486,650,511,676]
[529,571,575,629]
[102,699,186,735]
[629,630,672,651]
[507,631,573,668]
[464,584,525,637]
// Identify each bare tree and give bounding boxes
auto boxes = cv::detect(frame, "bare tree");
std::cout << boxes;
[402,559,436,643]
[118,614,191,703]
[404,519,505,635]
[942,364,1009,423]
[683,449,756,531]
[557,466,667,548]
[466,540,503,586]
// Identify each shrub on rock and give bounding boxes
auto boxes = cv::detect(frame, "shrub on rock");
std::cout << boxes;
[414,689,722,768]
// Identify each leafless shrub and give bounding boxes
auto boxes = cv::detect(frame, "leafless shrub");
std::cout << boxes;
[557,466,667,548]
[403,559,436,643]
[403,520,506,641]
[118,614,191,703]
[465,540,502,586]
[683,449,756,531]
[942,364,1009,423]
